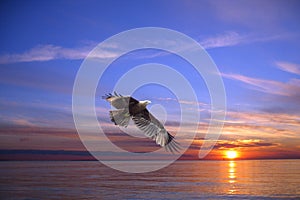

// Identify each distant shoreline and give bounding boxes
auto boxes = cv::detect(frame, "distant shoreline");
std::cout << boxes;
[1,149,299,161]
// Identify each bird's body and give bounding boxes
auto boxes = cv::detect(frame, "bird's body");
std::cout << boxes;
[102,92,180,153]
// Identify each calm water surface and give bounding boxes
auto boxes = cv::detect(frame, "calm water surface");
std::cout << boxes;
[0,160,299,199]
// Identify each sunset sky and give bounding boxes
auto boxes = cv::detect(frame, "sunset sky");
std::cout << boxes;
[0,0,300,160]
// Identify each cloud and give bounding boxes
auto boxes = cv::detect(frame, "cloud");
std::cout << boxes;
[0,43,119,64]
[200,31,284,49]
[185,138,279,153]
[222,73,300,98]
[216,110,300,142]
[1,110,299,159]
[10,119,35,127]
[275,61,300,75]
[215,139,277,149]
[200,31,243,49]
[155,97,207,106]
[0,98,75,129]
[0,30,287,64]
[226,111,300,128]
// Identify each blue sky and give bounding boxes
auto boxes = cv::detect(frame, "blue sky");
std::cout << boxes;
[0,0,300,160]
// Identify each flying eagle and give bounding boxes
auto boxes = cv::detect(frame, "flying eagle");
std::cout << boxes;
[102,92,180,153]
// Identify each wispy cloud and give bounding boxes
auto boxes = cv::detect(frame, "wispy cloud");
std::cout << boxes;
[222,73,300,98]
[0,31,287,64]
[10,119,36,127]
[200,31,243,49]
[0,98,74,129]
[200,31,284,49]
[275,61,300,75]
[0,43,119,64]
[225,111,300,128]
[210,110,300,147]
[155,97,207,106]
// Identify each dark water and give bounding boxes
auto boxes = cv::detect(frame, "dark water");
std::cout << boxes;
[0,160,299,199]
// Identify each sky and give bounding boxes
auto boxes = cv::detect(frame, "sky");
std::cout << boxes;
[0,0,300,160]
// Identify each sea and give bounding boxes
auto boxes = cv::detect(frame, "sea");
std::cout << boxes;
[0,160,299,199]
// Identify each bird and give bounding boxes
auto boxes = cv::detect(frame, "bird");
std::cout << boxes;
[102,92,180,153]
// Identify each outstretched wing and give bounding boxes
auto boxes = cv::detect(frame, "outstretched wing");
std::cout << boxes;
[132,109,181,153]
[102,92,139,109]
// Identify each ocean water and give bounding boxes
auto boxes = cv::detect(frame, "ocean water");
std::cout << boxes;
[0,160,299,199]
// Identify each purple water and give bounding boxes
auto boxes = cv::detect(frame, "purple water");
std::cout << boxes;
[0,160,299,199]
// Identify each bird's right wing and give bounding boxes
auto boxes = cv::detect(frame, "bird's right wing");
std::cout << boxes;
[102,92,139,109]
[132,109,181,153]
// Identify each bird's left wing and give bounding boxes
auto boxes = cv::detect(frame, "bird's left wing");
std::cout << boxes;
[132,109,181,153]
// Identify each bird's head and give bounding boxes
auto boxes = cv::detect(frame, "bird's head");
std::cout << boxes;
[140,100,151,106]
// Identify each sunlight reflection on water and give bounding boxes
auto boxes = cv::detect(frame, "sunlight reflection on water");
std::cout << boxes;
[228,161,236,194]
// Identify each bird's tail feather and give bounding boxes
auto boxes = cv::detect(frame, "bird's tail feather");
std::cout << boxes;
[109,109,130,127]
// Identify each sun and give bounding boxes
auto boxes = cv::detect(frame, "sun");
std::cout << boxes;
[225,150,238,159]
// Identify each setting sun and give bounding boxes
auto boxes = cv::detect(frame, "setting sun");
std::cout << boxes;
[225,150,238,159]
